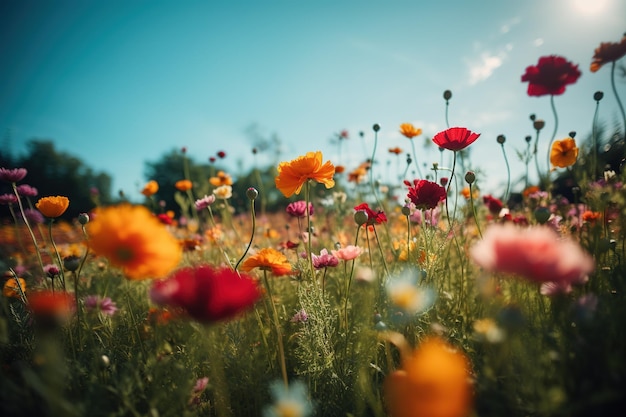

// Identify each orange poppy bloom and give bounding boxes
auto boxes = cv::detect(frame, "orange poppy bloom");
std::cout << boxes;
[86,204,182,280]
[388,147,403,155]
[240,248,292,276]
[335,165,346,174]
[399,123,423,139]
[209,171,233,187]
[141,180,159,197]
[175,179,193,192]
[590,35,626,73]
[460,186,479,200]
[384,337,472,417]
[550,138,578,168]
[582,210,602,223]
[522,185,541,198]
[36,196,70,218]
[3,277,26,298]
[275,151,335,198]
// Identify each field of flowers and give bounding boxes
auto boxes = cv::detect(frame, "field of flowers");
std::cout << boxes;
[1,35,626,417]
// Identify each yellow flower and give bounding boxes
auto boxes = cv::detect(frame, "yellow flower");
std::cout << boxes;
[3,277,26,298]
[275,151,335,198]
[175,179,193,192]
[213,185,233,199]
[36,196,70,218]
[399,123,423,139]
[550,137,578,168]
[86,204,182,280]
[240,248,292,276]
[209,171,233,186]
[141,180,159,197]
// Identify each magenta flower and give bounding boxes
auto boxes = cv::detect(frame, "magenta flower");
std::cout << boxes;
[16,184,38,197]
[290,309,309,323]
[286,200,314,218]
[409,204,441,226]
[470,224,594,285]
[0,168,27,183]
[44,264,61,278]
[195,195,216,211]
[24,208,45,224]
[331,245,363,261]
[0,194,18,205]
[84,295,119,316]
[311,249,339,269]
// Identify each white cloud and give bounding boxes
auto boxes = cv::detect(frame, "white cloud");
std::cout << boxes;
[467,52,505,85]
[533,38,544,47]
[500,17,521,34]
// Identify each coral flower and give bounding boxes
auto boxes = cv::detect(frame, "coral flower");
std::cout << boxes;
[175,179,193,192]
[384,337,472,417]
[286,200,314,218]
[347,165,368,183]
[150,265,261,323]
[3,277,26,298]
[405,179,446,210]
[331,245,363,261]
[482,195,503,215]
[209,171,233,186]
[86,204,182,280]
[550,137,579,168]
[521,55,581,96]
[432,127,481,151]
[240,248,292,276]
[399,123,422,139]
[388,147,403,155]
[141,180,159,197]
[590,34,626,72]
[470,224,594,285]
[36,196,70,218]
[27,290,75,324]
[275,151,335,198]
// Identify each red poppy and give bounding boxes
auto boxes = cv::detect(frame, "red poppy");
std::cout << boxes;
[591,35,626,73]
[28,290,75,326]
[521,55,581,96]
[405,179,446,210]
[483,195,503,215]
[354,202,387,226]
[150,265,261,323]
[432,127,481,151]
[216,151,226,159]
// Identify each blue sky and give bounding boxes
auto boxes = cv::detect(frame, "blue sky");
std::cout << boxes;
[1,0,625,201]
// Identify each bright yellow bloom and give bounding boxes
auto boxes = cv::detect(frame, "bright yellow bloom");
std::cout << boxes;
[550,138,578,168]
[36,196,70,218]
[175,179,193,192]
[240,248,292,276]
[141,180,159,197]
[209,171,233,186]
[86,204,182,280]
[3,277,26,298]
[275,151,335,198]
[399,123,423,139]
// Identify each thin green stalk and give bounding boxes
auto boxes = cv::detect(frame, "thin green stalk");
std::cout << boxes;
[372,225,389,277]
[409,138,424,178]
[11,183,45,275]
[235,194,257,272]
[500,142,511,202]
[48,220,66,290]
[592,97,601,179]
[533,129,542,186]
[262,270,289,388]
[305,181,315,279]
[469,183,483,239]
[610,61,626,149]
[206,205,233,268]
[546,94,559,179]
[7,203,26,254]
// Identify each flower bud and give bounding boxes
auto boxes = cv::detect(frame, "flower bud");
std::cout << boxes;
[533,119,545,131]
[568,131,576,138]
[246,187,258,200]
[529,114,536,121]
[496,134,506,144]
[443,90,452,101]
[534,207,551,224]
[63,255,81,272]
[594,91,604,101]
[401,205,411,216]
[372,123,380,132]
[354,210,368,226]
[77,213,90,225]
[525,135,532,143]
[465,171,476,184]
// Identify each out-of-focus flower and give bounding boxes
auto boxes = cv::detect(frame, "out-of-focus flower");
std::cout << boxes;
[386,268,435,315]
[572,293,599,322]
[581,210,602,224]
[354,266,375,283]
[522,185,541,198]
[347,163,369,183]
[470,224,594,285]
[16,184,38,197]
[521,55,581,96]
[460,186,479,200]
[334,165,345,174]
[44,264,60,278]
[86,204,182,280]
[0,168,27,183]
[209,171,233,186]
[482,195,503,215]
[311,249,339,269]
[63,255,81,272]
[473,318,505,343]
[175,179,193,192]
[189,376,209,406]
[550,137,579,168]
[157,212,174,225]
[405,179,446,210]
[331,245,363,261]
[216,150,226,159]
[3,277,26,298]
[383,336,472,417]
[275,151,335,198]
[590,34,626,72]
[84,295,118,316]
[240,248,293,276]
[388,147,403,155]
[432,127,481,151]
[286,200,314,218]
[27,290,75,324]
[36,196,70,218]
[195,194,216,210]
[141,180,159,197]
[290,309,308,323]
[0,194,18,205]
[213,185,232,199]
[354,202,387,226]
[263,380,313,417]
[539,281,574,296]
[24,208,45,224]
[150,265,260,323]
[399,123,422,139]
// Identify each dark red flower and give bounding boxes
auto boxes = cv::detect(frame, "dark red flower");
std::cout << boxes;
[209,157,216,163]
[150,265,261,323]
[521,55,581,96]
[405,179,446,210]
[483,195,503,215]
[157,213,174,225]
[217,151,226,159]
[432,127,481,151]
[354,202,387,226]
[591,35,626,72]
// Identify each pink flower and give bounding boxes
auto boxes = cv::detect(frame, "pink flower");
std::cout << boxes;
[332,245,363,261]
[16,184,38,197]
[286,200,314,218]
[195,195,216,211]
[84,295,119,316]
[0,167,27,183]
[312,249,339,269]
[470,224,594,285]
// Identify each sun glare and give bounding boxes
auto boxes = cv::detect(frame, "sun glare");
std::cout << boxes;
[572,0,610,16]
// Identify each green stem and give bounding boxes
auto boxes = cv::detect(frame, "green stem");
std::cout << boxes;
[48,220,66,290]
[500,143,511,202]
[305,181,314,279]
[469,183,483,239]
[592,97,601,179]
[610,61,626,152]
[546,94,559,181]
[409,139,424,178]
[262,271,289,388]
[235,197,257,272]
[11,183,45,276]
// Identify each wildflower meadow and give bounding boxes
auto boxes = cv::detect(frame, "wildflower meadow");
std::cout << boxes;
[2,34,626,417]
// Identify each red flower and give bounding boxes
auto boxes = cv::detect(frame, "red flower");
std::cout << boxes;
[150,265,261,323]
[432,127,481,151]
[405,179,446,210]
[354,202,387,225]
[591,35,626,73]
[521,55,581,96]
[216,151,226,159]
[483,195,504,215]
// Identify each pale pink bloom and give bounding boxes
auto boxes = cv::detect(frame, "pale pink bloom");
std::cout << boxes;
[331,245,363,261]
[470,224,594,285]
[311,249,339,269]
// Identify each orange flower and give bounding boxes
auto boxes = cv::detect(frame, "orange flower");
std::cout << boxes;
[175,179,193,192]
[550,137,578,168]
[335,165,346,174]
[384,337,472,417]
[400,123,423,139]
[3,277,26,298]
[460,186,479,200]
[209,171,233,186]
[582,210,602,223]
[590,35,626,73]
[522,185,541,198]
[348,162,370,184]
[240,248,292,276]
[28,290,75,323]
[36,196,70,218]
[388,147,403,155]
[141,180,159,197]
[86,204,182,280]
[275,151,335,198]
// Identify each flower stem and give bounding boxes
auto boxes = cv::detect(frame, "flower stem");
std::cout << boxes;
[592,97,601,179]
[305,181,314,279]
[469,183,483,239]
[262,270,289,388]
[546,94,559,181]
[234,196,257,272]
[610,61,626,154]
[48,220,66,290]
[409,139,424,178]
[11,183,45,276]
[500,142,511,202]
